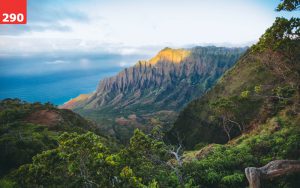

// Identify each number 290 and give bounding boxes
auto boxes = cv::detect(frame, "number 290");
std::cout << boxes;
[2,13,24,23]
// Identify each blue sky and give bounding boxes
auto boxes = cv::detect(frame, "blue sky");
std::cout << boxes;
[0,0,299,61]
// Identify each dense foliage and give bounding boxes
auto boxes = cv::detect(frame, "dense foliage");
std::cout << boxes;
[11,130,184,187]
[0,122,57,177]
[183,111,300,187]
[5,110,300,187]
[0,99,108,181]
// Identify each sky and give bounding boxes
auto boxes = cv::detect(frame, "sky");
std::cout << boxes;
[0,0,299,71]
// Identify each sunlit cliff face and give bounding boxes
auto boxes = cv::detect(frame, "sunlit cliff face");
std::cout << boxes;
[148,48,191,65]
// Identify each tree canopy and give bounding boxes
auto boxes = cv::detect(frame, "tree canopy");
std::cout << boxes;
[276,0,300,11]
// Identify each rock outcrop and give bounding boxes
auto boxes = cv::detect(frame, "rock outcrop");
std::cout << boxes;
[245,160,300,188]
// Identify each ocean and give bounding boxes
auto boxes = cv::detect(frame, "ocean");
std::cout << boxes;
[0,53,148,105]
[0,69,122,105]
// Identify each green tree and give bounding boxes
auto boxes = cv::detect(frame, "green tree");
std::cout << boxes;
[119,166,145,188]
[253,17,300,57]
[120,129,176,187]
[276,0,300,11]
[13,130,174,187]
[210,98,241,141]
[13,132,118,187]
[253,0,300,62]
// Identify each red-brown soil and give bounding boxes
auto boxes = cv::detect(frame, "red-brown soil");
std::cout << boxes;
[25,110,62,127]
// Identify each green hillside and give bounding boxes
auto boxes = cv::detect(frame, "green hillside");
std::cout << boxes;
[168,25,300,149]
[0,99,113,179]
[182,111,300,187]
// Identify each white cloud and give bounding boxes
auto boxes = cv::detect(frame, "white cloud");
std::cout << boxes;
[1,0,293,57]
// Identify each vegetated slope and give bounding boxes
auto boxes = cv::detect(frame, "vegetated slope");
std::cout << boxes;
[182,110,300,187]
[168,28,300,150]
[164,16,300,187]
[0,99,108,178]
[62,46,246,142]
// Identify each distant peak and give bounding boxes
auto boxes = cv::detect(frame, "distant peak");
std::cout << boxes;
[148,47,191,65]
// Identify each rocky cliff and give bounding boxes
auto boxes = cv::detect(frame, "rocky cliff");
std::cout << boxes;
[62,46,246,141]
[67,47,245,111]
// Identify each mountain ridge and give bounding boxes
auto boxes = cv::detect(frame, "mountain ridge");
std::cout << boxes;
[63,46,246,110]
[62,46,247,141]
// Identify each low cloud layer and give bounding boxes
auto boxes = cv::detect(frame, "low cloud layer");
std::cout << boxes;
[0,51,151,76]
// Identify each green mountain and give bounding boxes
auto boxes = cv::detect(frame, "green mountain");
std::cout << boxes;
[167,19,300,148]
[62,46,246,142]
